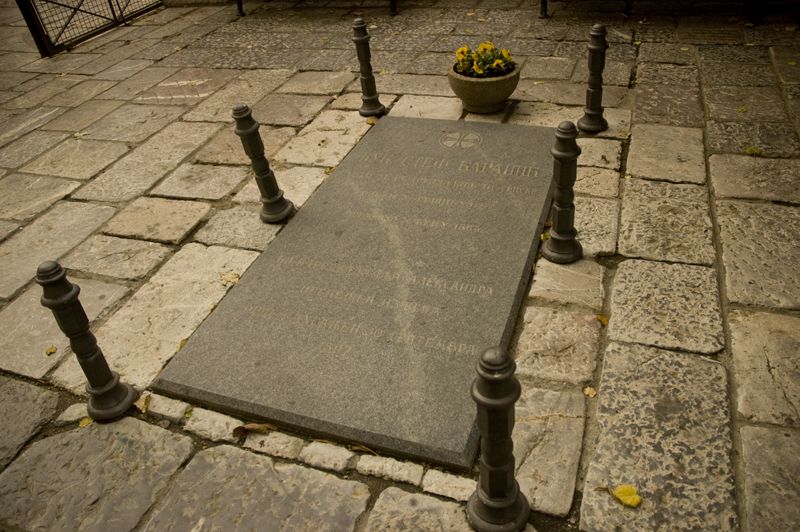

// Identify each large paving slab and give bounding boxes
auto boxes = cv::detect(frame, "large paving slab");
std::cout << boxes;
[0,201,115,300]
[155,117,556,468]
[51,243,257,391]
[581,342,737,531]
[574,196,619,257]
[740,426,800,532]
[626,124,706,184]
[709,155,800,204]
[528,259,605,310]
[39,99,125,132]
[150,162,248,200]
[0,130,69,168]
[133,67,240,105]
[706,121,800,157]
[633,84,703,127]
[61,234,171,280]
[729,310,800,426]
[0,417,193,531]
[0,173,79,221]
[0,279,127,379]
[193,205,282,251]
[20,138,130,180]
[716,200,800,309]
[0,107,67,149]
[608,259,724,354]
[141,445,369,531]
[103,197,210,244]
[183,69,293,122]
[0,376,58,469]
[82,103,186,142]
[364,487,470,531]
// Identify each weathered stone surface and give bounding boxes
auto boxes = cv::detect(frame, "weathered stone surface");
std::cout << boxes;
[703,85,786,122]
[356,455,425,485]
[96,66,178,100]
[39,99,125,132]
[702,62,777,86]
[514,388,584,516]
[716,200,800,309]
[275,110,371,166]
[74,122,220,201]
[147,393,189,423]
[133,67,239,106]
[740,426,800,531]
[53,403,88,426]
[638,42,697,64]
[619,178,714,265]
[93,58,152,80]
[520,56,576,80]
[151,163,248,200]
[390,95,463,120]
[251,93,331,127]
[277,70,355,95]
[298,441,355,472]
[0,201,115,300]
[235,165,326,208]
[515,306,600,384]
[730,310,800,426]
[581,342,737,531]
[354,73,452,97]
[0,278,127,378]
[195,125,295,164]
[20,138,129,180]
[0,220,16,242]
[627,124,705,184]
[706,121,800,157]
[709,155,800,204]
[47,80,117,107]
[772,46,800,84]
[514,80,626,107]
[72,39,161,76]
[365,487,470,531]
[104,197,210,244]
[0,376,58,468]
[634,84,703,127]
[143,446,368,530]
[184,407,240,442]
[193,205,282,251]
[571,60,632,86]
[0,130,69,168]
[529,258,605,310]
[82,103,186,142]
[61,234,171,280]
[244,431,305,460]
[4,75,84,109]
[330,92,398,110]
[0,106,65,149]
[0,417,193,531]
[421,469,476,502]
[608,260,724,353]
[0,173,79,221]
[636,62,698,85]
[574,196,619,257]
[509,102,631,140]
[50,244,258,390]
[698,44,770,63]
[577,138,621,170]
[184,69,293,122]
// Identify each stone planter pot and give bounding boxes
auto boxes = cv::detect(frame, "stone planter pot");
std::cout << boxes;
[448,66,520,114]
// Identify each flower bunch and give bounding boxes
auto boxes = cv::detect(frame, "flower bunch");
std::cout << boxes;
[454,41,515,78]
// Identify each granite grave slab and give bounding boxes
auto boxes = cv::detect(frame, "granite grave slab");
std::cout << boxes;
[155,117,554,469]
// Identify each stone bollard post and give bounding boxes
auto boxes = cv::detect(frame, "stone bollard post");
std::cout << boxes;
[467,347,530,532]
[352,17,386,117]
[542,121,583,264]
[577,24,609,134]
[36,261,138,421]
[232,103,295,223]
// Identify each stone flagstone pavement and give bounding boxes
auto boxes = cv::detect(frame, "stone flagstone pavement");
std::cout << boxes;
[0,0,798,530]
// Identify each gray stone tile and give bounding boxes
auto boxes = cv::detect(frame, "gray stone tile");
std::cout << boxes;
[151,163,248,200]
[772,46,800,84]
[53,403,88,426]
[0,107,66,149]
[92,58,152,80]
[21,138,129,180]
[716,200,800,309]
[329,92,398,111]
[133,67,239,106]
[701,62,777,86]
[515,306,600,384]
[70,38,162,75]
[0,201,115,300]
[634,84,703,127]
[698,44,771,63]
[0,173,79,221]
[575,167,620,197]
[0,417,193,531]
[0,71,37,91]
[251,93,331,127]
[47,80,117,107]
[38,99,125,132]
[555,40,636,62]
[638,43,697,64]
[0,130,69,168]
[608,259,724,353]
[627,124,706,184]
[235,165,326,208]
[740,426,800,531]
[520,56,576,80]
[73,121,220,202]
[195,125,295,165]
[571,60,632,86]
[508,102,631,140]
[709,155,800,204]
[0,220,18,242]
[146,393,189,423]
[3,75,85,109]
[515,388,584,516]
[365,487,469,531]
[514,80,626,107]
[277,70,356,95]
[104,197,210,244]
[390,95,463,120]
[577,138,621,170]
[706,121,800,157]
[574,196,619,257]
[51,244,258,390]
[244,431,305,460]
[529,258,605,310]
[730,310,800,426]
[82,103,186,142]
[581,342,737,531]
[184,407,240,442]
[421,469,475,502]
[274,110,371,167]
[403,52,459,75]
[61,234,171,280]
[356,455,424,486]
[703,85,787,122]
[184,69,294,122]
[353,73,451,97]
[636,63,698,85]
[619,178,714,265]
[0,279,127,378]
[95,66,178,100]
[143,445,369,530]
[298,441,355,472]
[193,205,282,251]
[0,376,58,469]
[677,25,743,45]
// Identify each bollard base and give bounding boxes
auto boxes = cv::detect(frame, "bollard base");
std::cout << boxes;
[467,488,530,532]
[260,194,295,223]
[87,372,138,421]
[577,113,608,134]
[359,100,386,117]
[542,235,583,264]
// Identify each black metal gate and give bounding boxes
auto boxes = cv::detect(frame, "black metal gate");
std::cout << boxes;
[16,0,162,57]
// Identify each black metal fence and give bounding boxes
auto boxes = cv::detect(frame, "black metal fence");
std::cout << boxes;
[16,0,162,57]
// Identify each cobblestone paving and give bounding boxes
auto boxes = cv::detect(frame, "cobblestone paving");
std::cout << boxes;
[0,0,798,530]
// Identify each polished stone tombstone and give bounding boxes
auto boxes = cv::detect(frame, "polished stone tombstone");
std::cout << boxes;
[155,117,554,469]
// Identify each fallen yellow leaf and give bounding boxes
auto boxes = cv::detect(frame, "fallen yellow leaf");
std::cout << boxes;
[324,167,335,175]
[78,417,93,428]
[178,338,188,351]
[540,232,550,242]
[134,393,151,414]
[743,146,763,156]
[583,386,597,398]
[611,484,642,508]
[366,117,378,126]
[218,272,240,287]
[596,314,609,326]
[44,345,57,356]
[736,106,748,113]
[789,60,798,66]
[350,443,379,455]
[232,422,276,438]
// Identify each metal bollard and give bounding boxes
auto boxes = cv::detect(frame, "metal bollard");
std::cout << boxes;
[467,347,530,532]
[352,17,386,118]
[232,103,295,223]
[542,121,583,264]
[36,261,138,421]
[577,24,609,134]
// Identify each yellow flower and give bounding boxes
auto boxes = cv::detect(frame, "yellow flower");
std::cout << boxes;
[501,48,511,60]
[473,61,484,74]
[477,41,495,53]
[492,59,504,69]
[456,46,469,61]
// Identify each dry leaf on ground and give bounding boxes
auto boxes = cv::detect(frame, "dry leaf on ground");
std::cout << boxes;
[232,422,276,438]
[611,484,642,508]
